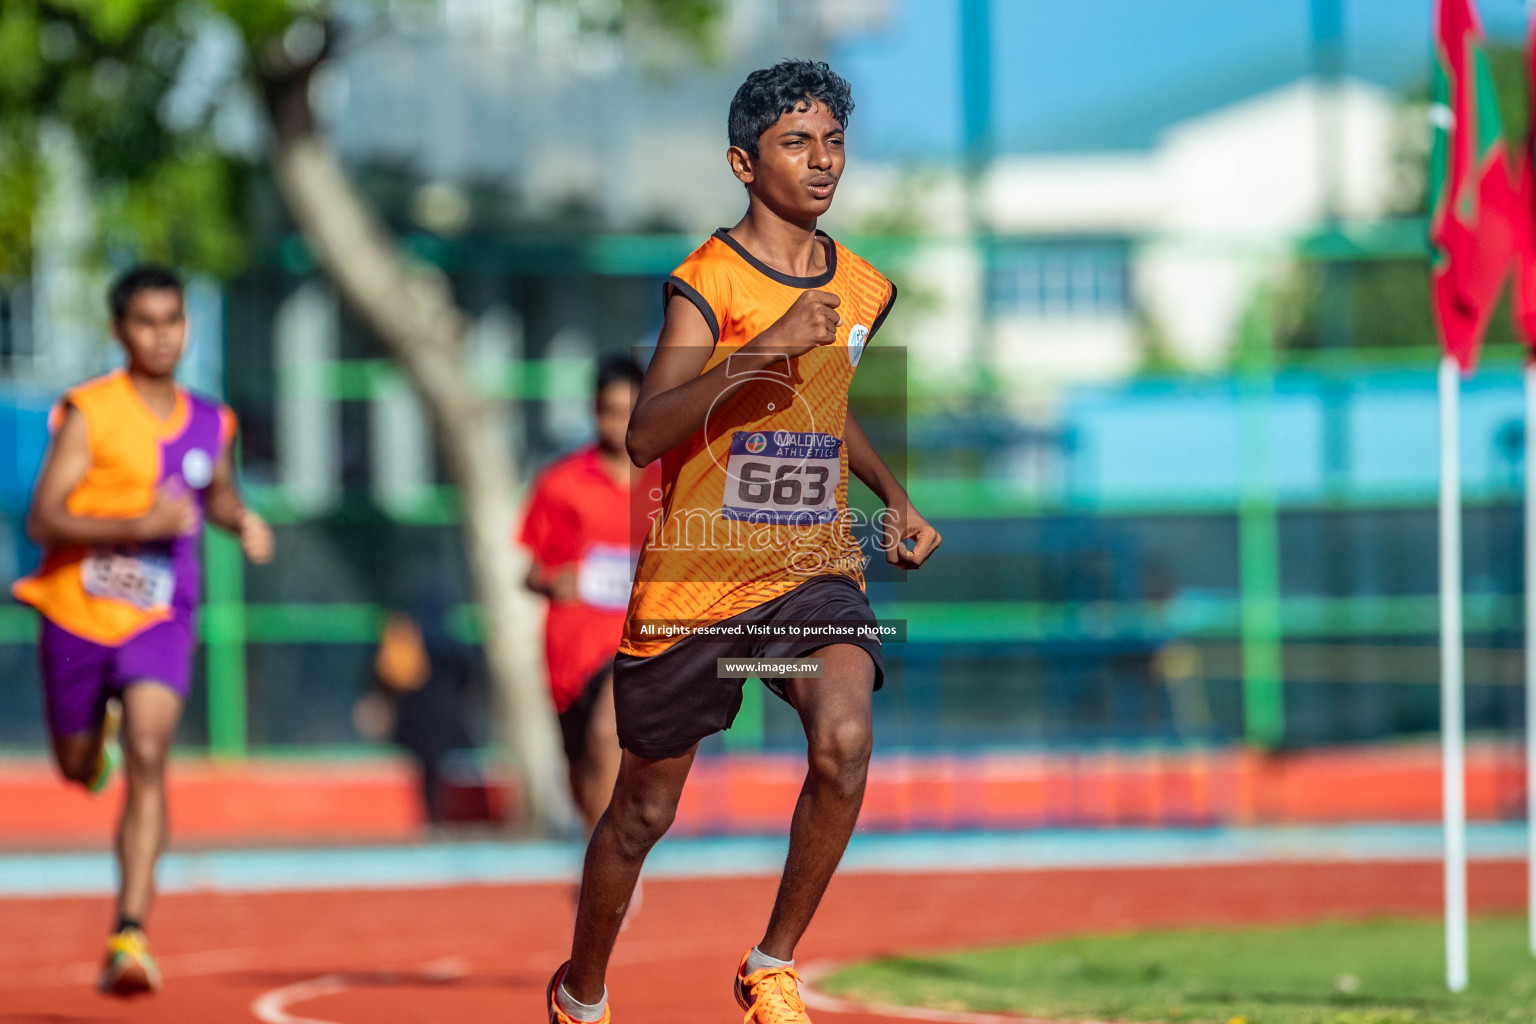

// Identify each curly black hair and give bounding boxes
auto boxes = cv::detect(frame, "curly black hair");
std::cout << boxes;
[109,264,182,321]
[728,59,854,158]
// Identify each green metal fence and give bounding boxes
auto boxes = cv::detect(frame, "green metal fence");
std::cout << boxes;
[6,218,1527,756]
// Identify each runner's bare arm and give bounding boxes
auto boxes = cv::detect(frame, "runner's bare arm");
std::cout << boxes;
[524,562,578,603]
[626,289,842,466]
[203,448,244,532]
[844,412,941,569]
[26,405,194,545]
[206,448,273,564]
[844,412,905,508]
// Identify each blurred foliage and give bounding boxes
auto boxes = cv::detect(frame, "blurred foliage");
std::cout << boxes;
[854,169,939,237]
[1273,259,1419,351]
[0,134,43,281]
[0,0,720,281]
[850,168,943,397]
[1135,307,1184,374]
[1274,44,1530,354]
[0,0,247,279]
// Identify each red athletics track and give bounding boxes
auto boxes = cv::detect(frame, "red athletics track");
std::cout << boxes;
[0,860,1523,1023]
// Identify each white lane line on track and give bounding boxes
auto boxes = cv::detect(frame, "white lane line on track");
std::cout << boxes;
[251,973,352,1024]
[247,951,1130,1024]
[798,960,1118,1024]
[250,956,467,1024]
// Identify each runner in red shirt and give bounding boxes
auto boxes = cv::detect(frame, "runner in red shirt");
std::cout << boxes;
[520,358,660,831]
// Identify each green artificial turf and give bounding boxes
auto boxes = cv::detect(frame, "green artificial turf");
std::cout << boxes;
[817,916,1536,1023]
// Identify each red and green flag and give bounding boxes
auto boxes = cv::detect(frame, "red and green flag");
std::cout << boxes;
[1510,13,1536,349]
[1430,0,1517,372]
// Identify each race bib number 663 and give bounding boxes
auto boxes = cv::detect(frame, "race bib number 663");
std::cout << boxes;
[722,430,842,526]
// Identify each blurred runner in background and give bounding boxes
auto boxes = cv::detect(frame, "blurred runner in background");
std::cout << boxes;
[12,265,273,996]
[520,357,661,833]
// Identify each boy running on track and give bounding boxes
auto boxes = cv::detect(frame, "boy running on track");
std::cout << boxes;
[12,265,273,996]
[521,357,660,833]
[547,60,940,1024]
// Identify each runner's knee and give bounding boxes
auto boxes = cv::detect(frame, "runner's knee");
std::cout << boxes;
[123,731,171,777]
[55,746,97,784]
[807,717,872,794]
[608,784,679,856]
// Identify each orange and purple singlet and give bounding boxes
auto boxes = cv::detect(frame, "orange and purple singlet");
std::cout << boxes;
[12,371,236,737]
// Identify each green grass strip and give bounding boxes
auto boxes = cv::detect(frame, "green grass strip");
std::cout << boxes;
[820,916,1536,1024]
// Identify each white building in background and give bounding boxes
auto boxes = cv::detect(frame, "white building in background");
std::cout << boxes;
[842,77,1404,396]
[361,0,1411,392]
[317,25,1410,497]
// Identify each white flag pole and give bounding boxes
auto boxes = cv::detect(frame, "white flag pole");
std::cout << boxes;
[1526,359,1536,958]
[1441,353,1469,993]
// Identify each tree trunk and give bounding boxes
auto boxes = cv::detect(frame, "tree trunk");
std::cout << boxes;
[255,52,566,833]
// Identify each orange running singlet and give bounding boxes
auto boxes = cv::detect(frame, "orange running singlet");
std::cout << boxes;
[12,371,237,646]
[620,228,896,658]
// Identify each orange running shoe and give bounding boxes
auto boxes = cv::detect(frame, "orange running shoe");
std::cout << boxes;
[734,950,811,1023]
[546,961,611,1024]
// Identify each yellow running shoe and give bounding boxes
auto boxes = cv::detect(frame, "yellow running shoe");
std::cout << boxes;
[546,961,610,1024]
[99,926,160,996]
[735,950,811,1023]
[87,698,122,794]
